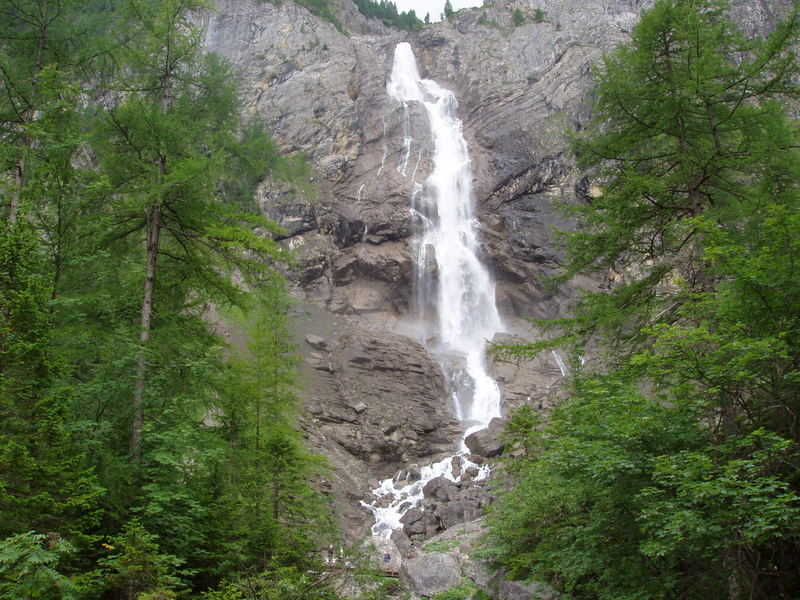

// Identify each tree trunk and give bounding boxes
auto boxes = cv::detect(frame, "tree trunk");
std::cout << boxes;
[130,193,161,460]
[130,20,173,459]
[8,113,31,226]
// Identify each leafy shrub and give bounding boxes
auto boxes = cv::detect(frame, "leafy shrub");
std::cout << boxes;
[0,532,75,600]
[431,579,479,600]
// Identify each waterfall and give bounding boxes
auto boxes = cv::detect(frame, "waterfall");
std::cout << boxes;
[362,43,504,537]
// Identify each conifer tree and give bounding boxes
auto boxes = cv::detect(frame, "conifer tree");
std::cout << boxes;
[491,1,800,597]
[443,0,453,19]
[217,286,333,572]
[93,0,284,462]
[0,222,101,543]
[0,0,110,226]
[563,0,800,340]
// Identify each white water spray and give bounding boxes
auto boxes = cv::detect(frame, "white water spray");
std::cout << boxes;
[362,43,504,536]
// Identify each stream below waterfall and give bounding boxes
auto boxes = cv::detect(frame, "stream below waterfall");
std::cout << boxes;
[361,42,505,537]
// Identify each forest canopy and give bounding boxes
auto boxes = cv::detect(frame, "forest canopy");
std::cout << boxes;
[0,0,347,597]
[488,0,800,598]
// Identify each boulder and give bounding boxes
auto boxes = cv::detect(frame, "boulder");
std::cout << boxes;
[350,401,368,414]
[400,507,424,526]
[400,552,461,597]
[464,417,506,458]
[305,334,328,350]
[422,476,457,502]
[434,498,482,530]
[496,580,559,600]
[390,528,414,557]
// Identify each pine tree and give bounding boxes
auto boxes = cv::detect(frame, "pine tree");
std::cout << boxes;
[0,0,109,227]
[0,222,101,542]
[93,0,284,462]
[443,0,453,19]
[216,286,333,572]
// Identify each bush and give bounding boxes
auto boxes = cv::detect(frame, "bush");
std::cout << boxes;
[0,532,75,600]
[431,579,479,600]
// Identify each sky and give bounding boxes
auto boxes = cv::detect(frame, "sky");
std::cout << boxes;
[394,0,482,21]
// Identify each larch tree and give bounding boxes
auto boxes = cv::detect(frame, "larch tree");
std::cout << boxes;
[93,0,284,462]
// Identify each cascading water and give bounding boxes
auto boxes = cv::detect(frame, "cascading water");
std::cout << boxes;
[362,43,504,537]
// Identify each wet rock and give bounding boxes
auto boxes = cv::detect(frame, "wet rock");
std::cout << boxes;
[400,552,461,598]
[450,456,462,479]
[400,507,424,527]
[422,476,457,502]
[466,454,485,465]
[390,528,414,556]
[404,518,427,536]
[464,417,506,458]
[489,333,567,414]
[406,466,422,482]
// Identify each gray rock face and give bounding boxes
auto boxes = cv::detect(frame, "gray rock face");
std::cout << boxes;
[200,0,794,542]
[190,0,576,542]
[390,528,414,556]
[401,552,462,597]
[293,307,462,537]
[489,333,568,415]
[306,331,460,468]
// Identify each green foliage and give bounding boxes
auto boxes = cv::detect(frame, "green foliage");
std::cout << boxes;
[293,0,345,32]
[443,0,453,19]
[102,520,182,599]
[352,0,423,31]
[202,584,244,600]
[490,0,800,598]
[430,579,479,600]
[0,223,102,543]
[533,8,544,22]
[228,567,336,600]
[512,8,525,26]
[0,1,334,597]
[422,539,459,553]
[566,0,800,289]
[215,287,334,573]
[0,532,76,600]
[93,0,288,469]
[476,11,499,28]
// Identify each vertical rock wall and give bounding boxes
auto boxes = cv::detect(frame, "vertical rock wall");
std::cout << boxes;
[200,0,793,539]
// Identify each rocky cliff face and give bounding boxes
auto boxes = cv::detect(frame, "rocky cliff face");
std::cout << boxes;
[199,0,793,543]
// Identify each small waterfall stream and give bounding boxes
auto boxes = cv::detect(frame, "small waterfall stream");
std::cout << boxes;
[362,43,504,537]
